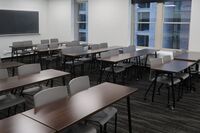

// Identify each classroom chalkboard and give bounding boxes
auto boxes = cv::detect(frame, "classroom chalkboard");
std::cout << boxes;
[0,10,39,35]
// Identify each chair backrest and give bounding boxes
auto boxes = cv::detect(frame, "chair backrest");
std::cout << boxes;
[162,55,172,64]
[12,41,24,48]
[50,38,59,43]
[71,46,84,53]
[129,45,136,52]
[71,41,80,46]
[101,51,111,58]
[110,50,119,56]
[41,39,49,44]
[69,76,90,96]
[34,86,68,108]
[49,43,59,49]
[37,44,49,50]
[149,58,162,81]
[149,58,163,68]
[23,41,33,47]
[99,43,108,49]
[61,47,72,55]
[0,69,9,80]
[18,64,41,76]
[173,49,187,57]
[90,44,100,50]
[123,45,136,53]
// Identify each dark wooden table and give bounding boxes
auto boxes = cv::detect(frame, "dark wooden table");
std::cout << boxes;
[0,114,55,133]
[0,69,70,93]
[10,45,34,61]
[98,48,158,82]
[62,46,123,57]
[0,61,24,76]
[151,60,195,109]
[174,52,200,62]
[22,82,138,133]
[62,46,123,77]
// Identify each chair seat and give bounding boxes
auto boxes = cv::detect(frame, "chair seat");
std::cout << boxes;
[117,62,133,68]
[0,94,25,110]
[105,66,125,73]
[64,60,83,66]
[176,73,189,80]
[23,86,46,96]
[88,107,117,125]
[41,56,58,61]
[78,57,92,62]
[155,76,181,86]
[66,124,96,133]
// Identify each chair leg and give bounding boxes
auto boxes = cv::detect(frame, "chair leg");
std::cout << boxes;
[115,113,117,133]
[23,103,26,111]
[104,123,107,133]
[167,87,170,107]
[144,81,154,100]
[7,108,11,117]
[14,105,18,114]
[100,125,103,133]
[157,84,164,95]
[177,83,182,101]
[50,79,54,87]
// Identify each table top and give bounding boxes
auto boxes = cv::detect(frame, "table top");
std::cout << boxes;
[135,49,158,57]
[0,69,70,92]
[62,46,122,57]
[9,45,35,49]
[0,62,24,69]
[151,60,195,73]
[22,82,138,132]
[0,114,55,133]
[174,52,200,62]
[34,47,63,52]
[98,48,158,63]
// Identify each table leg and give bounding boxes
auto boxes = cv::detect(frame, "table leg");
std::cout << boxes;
[72,57,75,78]
[50,79,54,87]
[136,57,139,81]
[152,72,158,102]
[63,57,66,71]
[99,62,103,83]
[112,64,116,83]
[145,54,149,67]
[62,76,66,86]
[127,96,132,133]
[33,51,36,63]
[170,73,175,109]
[12,68,15,76]
[188,67,193,91]
[155,51,157,58]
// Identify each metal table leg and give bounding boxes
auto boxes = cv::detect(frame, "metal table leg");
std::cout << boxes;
[127,96,132,133]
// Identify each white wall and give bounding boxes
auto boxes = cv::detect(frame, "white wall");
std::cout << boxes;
[0,0,74,57]
[88,0,131,47]
[0,0,49,57]
[47,0,74,42]
[189,0,200,52]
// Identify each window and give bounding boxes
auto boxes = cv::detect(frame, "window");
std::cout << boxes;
[77,2,88,42]
[134,2,157,47]
[132,0,192,50]
[163,0,191,49]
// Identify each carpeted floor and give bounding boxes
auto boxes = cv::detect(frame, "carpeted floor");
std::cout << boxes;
[1,59,200,133]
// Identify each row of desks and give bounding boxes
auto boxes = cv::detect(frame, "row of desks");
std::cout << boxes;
[149,52,200,109]
[98,49,158,83]
[0,82,138,133]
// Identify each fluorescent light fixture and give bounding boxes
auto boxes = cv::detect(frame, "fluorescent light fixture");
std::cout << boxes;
[164,4,176,7]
